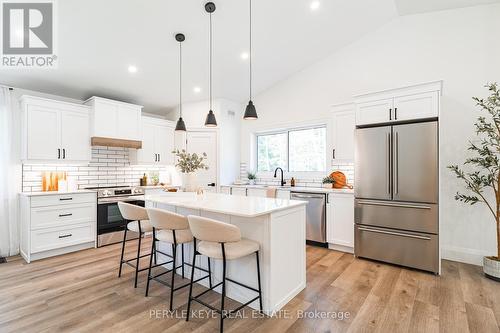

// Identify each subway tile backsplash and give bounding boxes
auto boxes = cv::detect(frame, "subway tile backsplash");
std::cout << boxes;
[22,146,175,192]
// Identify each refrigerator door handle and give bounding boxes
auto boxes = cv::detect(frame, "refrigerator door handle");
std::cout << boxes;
[357,226,432,240]
[395,131,399,195]
[357,200,432,210]
[387,132,391,195]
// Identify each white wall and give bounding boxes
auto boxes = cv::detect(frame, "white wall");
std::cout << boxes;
[167,98,243,186]
[241,4,500,265]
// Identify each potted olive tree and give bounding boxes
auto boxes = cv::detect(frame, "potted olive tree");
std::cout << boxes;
[449,83,500,281]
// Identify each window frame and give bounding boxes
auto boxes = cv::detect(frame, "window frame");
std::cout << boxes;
[255,124,327,173]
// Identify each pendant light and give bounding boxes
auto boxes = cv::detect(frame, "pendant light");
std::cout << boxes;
[243,0,258,120]
[204,2,217,127]
[175,33,187,132]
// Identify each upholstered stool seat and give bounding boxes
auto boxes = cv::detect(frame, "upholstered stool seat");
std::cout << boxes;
[186,215,263,333]
[127,220,153,233]
[198,239,259,260]
[117,202,152,288]
[145,208,210,311]
[156,228,193,244]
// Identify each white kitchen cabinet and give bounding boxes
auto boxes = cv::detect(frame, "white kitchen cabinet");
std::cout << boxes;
[355,99,393,126]
[129,117,175,165]
[85,96,142,141]
[393,91,439,122]
[220,186,231,195]
[20,192,97,263]
[327,192,354,252]
[231,188,247,196]
[247,188,268,198]
[331,103,355,163]
[277,190,290,199]
[21,96,91,162]
[354,81,442,126]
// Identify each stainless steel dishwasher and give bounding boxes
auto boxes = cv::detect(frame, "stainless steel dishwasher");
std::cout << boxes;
[290,192,327,246]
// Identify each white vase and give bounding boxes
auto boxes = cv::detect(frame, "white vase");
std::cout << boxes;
[182,173,198,192]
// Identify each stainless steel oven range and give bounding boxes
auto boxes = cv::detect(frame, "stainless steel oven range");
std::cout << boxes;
[87,186,145,247]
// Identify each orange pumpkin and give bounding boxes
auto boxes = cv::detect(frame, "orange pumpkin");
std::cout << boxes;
[329,171,352,189]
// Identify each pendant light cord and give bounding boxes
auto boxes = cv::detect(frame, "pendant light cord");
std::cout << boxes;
[209,12,213,111]
[249,0,252,101]
[179,41,182,118]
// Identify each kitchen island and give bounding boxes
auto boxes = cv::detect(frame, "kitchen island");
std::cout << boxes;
[144,192,307,314]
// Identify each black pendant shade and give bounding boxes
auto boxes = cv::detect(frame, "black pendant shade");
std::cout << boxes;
[175,33,186,132]
[244,0,257,120]
[175,117,187,131]
[204,110,217,127]
[244,100,258,120]
[204,2,218,127]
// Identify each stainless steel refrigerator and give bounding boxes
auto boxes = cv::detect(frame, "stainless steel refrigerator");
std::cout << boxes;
[354,121,439,273]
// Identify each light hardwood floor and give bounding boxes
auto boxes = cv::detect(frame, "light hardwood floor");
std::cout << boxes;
[0,240,499,333]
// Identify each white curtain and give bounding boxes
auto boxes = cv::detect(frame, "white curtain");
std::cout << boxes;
[0,87,19,257]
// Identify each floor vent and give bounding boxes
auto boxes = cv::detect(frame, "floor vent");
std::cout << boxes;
[0,257,6,264]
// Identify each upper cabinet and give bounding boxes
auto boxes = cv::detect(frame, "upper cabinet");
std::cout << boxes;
[21,96,91,162]
[354,81,442,126]
[84,97,142,142]
[129,116,175,165]
[331,103,355,163]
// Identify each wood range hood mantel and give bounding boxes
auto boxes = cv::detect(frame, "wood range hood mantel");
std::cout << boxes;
[91,137,142,149]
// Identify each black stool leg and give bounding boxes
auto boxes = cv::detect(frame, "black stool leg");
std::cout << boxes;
[208,257,212,288]
[145,229,156,297]
[134,231,142,288]
[186,239,197,322]
[219,243,227,333]
[256,251,263,312]
[118,228,127,277]
[181,243,185,279]
[153,238,157,265]
[169,243,177,311]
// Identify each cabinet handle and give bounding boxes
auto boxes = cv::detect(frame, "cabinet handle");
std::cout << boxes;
[394,107,398,120]
[59,213,73,217]
[154,154,157,162]
[158,154,160,162]
[62,148,66,159]
[58,148,61,159]
[389,108,392,121]
[59,197,73,201]
[58,234,73,239]
[332,149,336,159]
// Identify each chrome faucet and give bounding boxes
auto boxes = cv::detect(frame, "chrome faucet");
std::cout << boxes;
[274,167,286,186]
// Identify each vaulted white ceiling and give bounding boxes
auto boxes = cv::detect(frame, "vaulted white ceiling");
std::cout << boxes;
[0,0,497,114]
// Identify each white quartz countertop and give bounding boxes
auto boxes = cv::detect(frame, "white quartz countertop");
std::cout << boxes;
[144,192,307,218]
[221,184,354,194]
[20,190,96,197]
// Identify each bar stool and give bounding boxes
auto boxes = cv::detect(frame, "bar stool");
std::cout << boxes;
[117,202,153,288]
[186,215,263,333]
[145,208,212,311]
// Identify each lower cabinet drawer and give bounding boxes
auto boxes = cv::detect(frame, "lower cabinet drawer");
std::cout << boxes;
[31,203,96,229]
[31,224,94,253]
[31,193,96,208]
[354,224,438,273]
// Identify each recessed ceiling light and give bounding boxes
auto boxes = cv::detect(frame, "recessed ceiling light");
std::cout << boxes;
[193,86,201,93]
[128,65,137,73]
[240,52,249,60]
[310,1,320,11]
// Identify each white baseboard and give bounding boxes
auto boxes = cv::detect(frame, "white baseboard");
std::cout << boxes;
[441,245,491,266]
[328,243,354,254]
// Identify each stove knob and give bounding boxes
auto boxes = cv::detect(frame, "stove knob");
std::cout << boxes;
[102,190,112,197]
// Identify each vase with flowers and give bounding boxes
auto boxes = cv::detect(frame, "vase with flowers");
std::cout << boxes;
[173,149,209,192]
